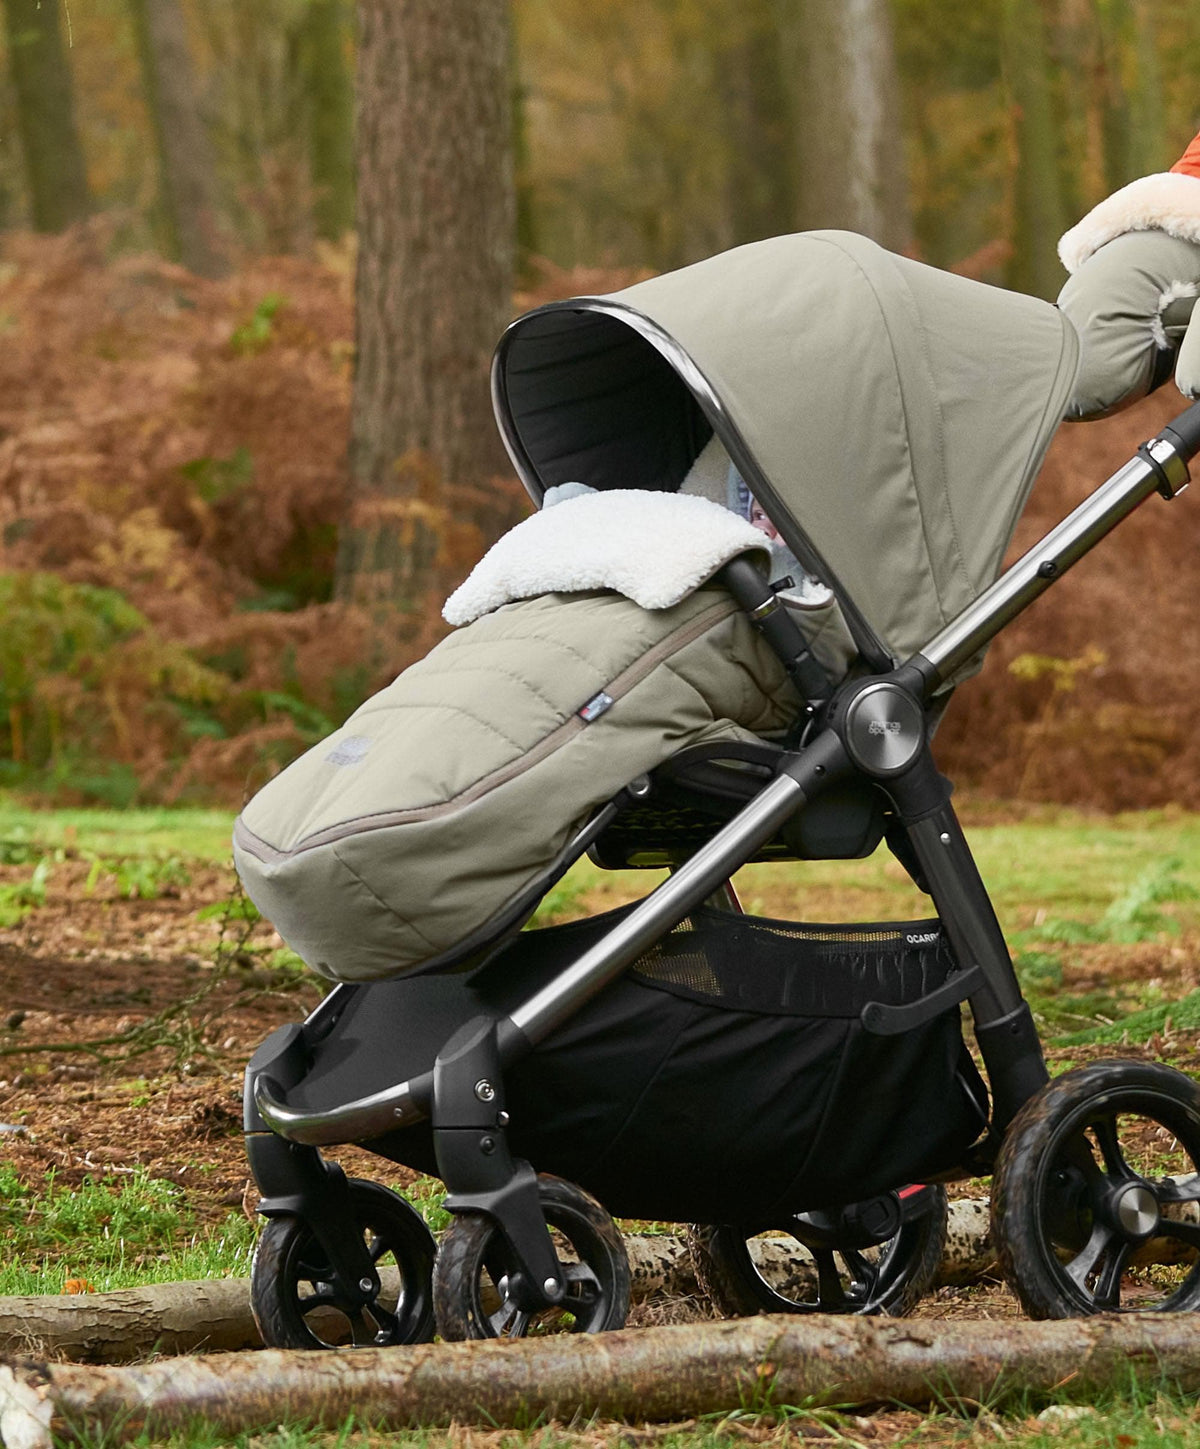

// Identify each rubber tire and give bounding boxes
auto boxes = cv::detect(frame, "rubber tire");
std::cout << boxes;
[251,1177,436,1349]
[433,1173,631,1339]
[688,1186,949,1318]
[992,1059,1200,1319]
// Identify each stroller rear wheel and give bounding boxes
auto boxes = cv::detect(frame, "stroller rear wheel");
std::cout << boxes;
[250,1178,436,1348]
[992,1059,1200,1318]
[688,1184,948,1317]
[433,1174,631,1339]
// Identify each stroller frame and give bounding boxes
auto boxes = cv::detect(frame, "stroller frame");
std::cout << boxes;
[243,403,1200,1328]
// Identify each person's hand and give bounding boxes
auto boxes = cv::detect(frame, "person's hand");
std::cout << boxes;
[1057,174,1200,419]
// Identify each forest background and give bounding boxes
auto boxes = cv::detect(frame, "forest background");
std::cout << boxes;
[1,0,1199,815]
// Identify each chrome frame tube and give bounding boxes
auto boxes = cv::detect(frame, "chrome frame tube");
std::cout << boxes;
[917,438,1188,689]
[508,768,808,1045]
[254,1073,421,1146]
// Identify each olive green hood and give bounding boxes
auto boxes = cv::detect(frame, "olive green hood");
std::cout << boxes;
[493,230,1080,674]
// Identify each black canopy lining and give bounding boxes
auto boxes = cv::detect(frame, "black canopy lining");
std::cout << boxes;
[492,301,892,671]
[493,307,712,499]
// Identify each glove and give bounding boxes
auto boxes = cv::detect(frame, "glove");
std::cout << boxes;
[1057,172,1200,419]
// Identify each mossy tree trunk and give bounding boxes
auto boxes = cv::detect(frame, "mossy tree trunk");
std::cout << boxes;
[779,0,911,252]
[129,0,227,277]
[719,0,796,247]
[1001,0,1069,298]
[300,0,355,242]
[338,0,515,609]
[2,0,90,233]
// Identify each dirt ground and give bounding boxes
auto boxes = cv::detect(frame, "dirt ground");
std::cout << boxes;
[1,856,1198,1329]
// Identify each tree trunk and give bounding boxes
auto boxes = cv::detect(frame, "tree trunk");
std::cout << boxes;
[338,0,515,609]
[719,1,796,247]
[1128,0,1167,174]
[2,0,90,233]
[129,0,228,277]
[7,1313,1200,1445]
[782,0,912,251]
[301,0,355,242]
[1001,0,1069,298]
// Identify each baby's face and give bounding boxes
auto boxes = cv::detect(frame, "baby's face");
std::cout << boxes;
[749,502,781,542]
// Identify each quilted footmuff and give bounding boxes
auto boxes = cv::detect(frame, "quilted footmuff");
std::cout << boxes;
[233,587,798,982]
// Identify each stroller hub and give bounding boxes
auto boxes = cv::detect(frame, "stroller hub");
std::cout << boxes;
[837,680,926,778]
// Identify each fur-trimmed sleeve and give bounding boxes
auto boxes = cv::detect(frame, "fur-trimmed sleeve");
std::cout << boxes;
[1058,168,1200,274]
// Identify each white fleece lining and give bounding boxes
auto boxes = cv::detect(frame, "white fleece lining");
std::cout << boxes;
[1150,279,1200,349]
[1059,172,1200,273]
[443,490,771,626]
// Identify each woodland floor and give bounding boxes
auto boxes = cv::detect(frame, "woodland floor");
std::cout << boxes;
[3,848,1200,1334]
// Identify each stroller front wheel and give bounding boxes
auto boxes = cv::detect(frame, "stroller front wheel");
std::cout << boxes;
[250,1178,437,1349]
[433,1174,631,1339]
[688,1184,948,1318]
[992,1059,1200,1318]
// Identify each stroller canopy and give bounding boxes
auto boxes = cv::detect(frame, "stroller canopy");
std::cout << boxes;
[493,230,1079,674]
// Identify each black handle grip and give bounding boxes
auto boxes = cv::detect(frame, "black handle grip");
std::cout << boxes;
[1160,399,1200,463]
[719,555,831,707]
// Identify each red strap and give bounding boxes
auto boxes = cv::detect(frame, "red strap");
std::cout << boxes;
[1171,130,1200,180]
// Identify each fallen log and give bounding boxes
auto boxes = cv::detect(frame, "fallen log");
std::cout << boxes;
[0,1279,262,1364]
[5,1312,1200,1445]
[0,1203,994,1365]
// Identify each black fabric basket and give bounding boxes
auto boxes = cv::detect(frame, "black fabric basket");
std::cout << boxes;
[365,903,988,1225]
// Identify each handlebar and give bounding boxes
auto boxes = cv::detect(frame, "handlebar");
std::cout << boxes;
[1161,399,1200,465]
[1156,290,1200,462]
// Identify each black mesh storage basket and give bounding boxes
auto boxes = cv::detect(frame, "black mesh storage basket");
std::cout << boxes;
[362,902,988,1225]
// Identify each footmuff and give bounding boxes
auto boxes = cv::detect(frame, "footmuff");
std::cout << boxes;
[234,586,798,982]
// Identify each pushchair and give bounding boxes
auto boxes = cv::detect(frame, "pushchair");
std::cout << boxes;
[236,229,1200,1345]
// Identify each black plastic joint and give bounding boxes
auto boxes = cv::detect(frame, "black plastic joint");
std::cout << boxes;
[432,1016,506,1129]
[243,1023,307,1132]
[880,749,954,824]
[975,1002,1049,1130]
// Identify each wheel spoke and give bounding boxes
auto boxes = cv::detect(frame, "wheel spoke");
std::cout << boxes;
[296,1287,341,1311]
[1092,1239,1132,1309]
[839,1247,880,1304]
[813,1249,848,1310]
[1155,1216,1200,1251]
[368,1308,400,1341]
[347,1308,378,1346]
[562,1262,601,1307]
[1091,1114,1136,1183]
[1155,1174,1200,1206]
[1064,1220,1121,1293]
[367,1231,390,1264]
[493,1306,530,1338]
[295,1255,333,1282]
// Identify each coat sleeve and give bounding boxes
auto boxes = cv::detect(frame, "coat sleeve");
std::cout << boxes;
[1055,132,1200,417]
[1171,130,1200,181]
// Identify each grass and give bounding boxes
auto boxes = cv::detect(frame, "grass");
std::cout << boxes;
[44,1385,1200,1448]
[4,801,1200,1449]
[0,1162,257,1296]
[0,797,234,865]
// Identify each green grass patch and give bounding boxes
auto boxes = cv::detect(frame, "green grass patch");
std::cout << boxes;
[0,1163,255,1295]
[0,856,51,925]
[520,806,1200,939]
[0,799,234,864]
[1054,987,1200,1047]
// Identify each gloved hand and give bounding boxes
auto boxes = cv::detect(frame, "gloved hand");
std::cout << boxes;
[1057,173,1200,419]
